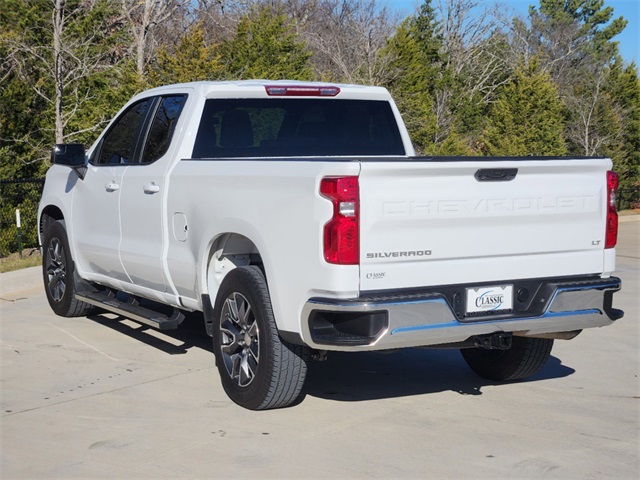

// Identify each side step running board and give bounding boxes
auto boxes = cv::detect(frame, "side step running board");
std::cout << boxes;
[76,291,185,330]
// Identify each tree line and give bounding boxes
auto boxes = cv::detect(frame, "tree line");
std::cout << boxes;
[1,0,638,189]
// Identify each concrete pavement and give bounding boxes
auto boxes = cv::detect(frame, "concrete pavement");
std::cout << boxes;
[1,222,638,479]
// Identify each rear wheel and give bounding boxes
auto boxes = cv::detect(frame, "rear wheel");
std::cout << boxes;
[42,220,92,317]
[461,336,554,381]
[212,266,309,410]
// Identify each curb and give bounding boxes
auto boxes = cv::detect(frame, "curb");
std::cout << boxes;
[619,214,640,223]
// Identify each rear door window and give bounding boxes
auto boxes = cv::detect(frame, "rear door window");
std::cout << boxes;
[141,95,188,164]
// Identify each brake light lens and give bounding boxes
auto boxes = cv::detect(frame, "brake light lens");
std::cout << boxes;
[265,85,340,97]
[605,170,619,249]
[320,177,359,265]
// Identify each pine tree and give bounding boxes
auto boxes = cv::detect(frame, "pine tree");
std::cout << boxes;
[480,62,567,156]
[381,1,444,154]
[604,59,640,194]
[148,24,224,86]
[524,0,630,163]
[532,0,627,64]
[222,5,313,81]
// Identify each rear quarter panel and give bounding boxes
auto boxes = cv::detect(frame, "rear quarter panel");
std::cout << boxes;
[166,159,360,333]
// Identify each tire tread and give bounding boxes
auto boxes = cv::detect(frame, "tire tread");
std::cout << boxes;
[213,266,308,410]
[245,265,308,410]
[461,336,554,381]
[43,220,93,317]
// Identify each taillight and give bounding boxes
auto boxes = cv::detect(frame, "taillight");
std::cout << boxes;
[605,171,619,249]
[265,85,340,97]
[320,177,359,265]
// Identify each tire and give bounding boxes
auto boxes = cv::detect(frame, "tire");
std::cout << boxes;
[461,336,554,381]
[42,220,92,317]
[212,266,309,410]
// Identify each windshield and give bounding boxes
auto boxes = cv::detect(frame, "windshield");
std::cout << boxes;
[192,98,405,158]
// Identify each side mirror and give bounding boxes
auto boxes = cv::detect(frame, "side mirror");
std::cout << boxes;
[51,143,85,166]
[51,143,86,179]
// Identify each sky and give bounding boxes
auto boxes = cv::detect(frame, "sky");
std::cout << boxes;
[385,0,640,65]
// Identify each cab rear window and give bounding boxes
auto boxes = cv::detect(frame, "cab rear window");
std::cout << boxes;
[192,99,405,158]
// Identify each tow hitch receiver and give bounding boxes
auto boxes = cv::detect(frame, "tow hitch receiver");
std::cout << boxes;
[473,332,512,350]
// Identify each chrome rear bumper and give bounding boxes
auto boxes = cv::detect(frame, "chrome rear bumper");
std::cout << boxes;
[301,277,622,351]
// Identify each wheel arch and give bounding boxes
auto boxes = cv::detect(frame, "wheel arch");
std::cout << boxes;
[202,232,266,334]
[39,205,65,242]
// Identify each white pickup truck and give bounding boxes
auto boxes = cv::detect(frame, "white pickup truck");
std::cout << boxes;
[39,80,624,410]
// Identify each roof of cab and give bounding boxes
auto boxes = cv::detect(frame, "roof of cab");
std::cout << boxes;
[133,79,391,101]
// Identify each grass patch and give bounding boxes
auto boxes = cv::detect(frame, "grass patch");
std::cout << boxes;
[0,249,42,273]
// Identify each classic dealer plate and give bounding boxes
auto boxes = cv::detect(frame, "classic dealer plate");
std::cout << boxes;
[466,285,513,315]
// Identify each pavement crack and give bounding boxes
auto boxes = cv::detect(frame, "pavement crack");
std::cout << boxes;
[0,297,25,302]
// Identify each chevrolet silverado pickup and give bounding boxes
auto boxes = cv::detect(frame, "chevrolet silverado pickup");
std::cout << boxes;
[38,80,624,410]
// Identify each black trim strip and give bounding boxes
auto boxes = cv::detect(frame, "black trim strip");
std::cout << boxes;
[180,155,607,163]
[359,275,621,322]
[360,274,614,297]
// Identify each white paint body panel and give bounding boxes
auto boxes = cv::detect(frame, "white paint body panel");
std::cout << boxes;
[359,159,613,291]
[166,160,360,332]
[37,80,617,343]
[72,164,128,283]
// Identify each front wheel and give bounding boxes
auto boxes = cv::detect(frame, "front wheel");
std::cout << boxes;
[461,336,554,381]
[42,220,92,317]
[212,266,309,410]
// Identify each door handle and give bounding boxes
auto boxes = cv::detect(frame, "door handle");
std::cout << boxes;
[143,182,160,194]
[105,182,120,192]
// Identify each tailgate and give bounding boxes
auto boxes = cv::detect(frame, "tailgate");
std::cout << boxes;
[359,158,610,291]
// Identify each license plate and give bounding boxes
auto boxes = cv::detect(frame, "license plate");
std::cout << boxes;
[466,285,513,315]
